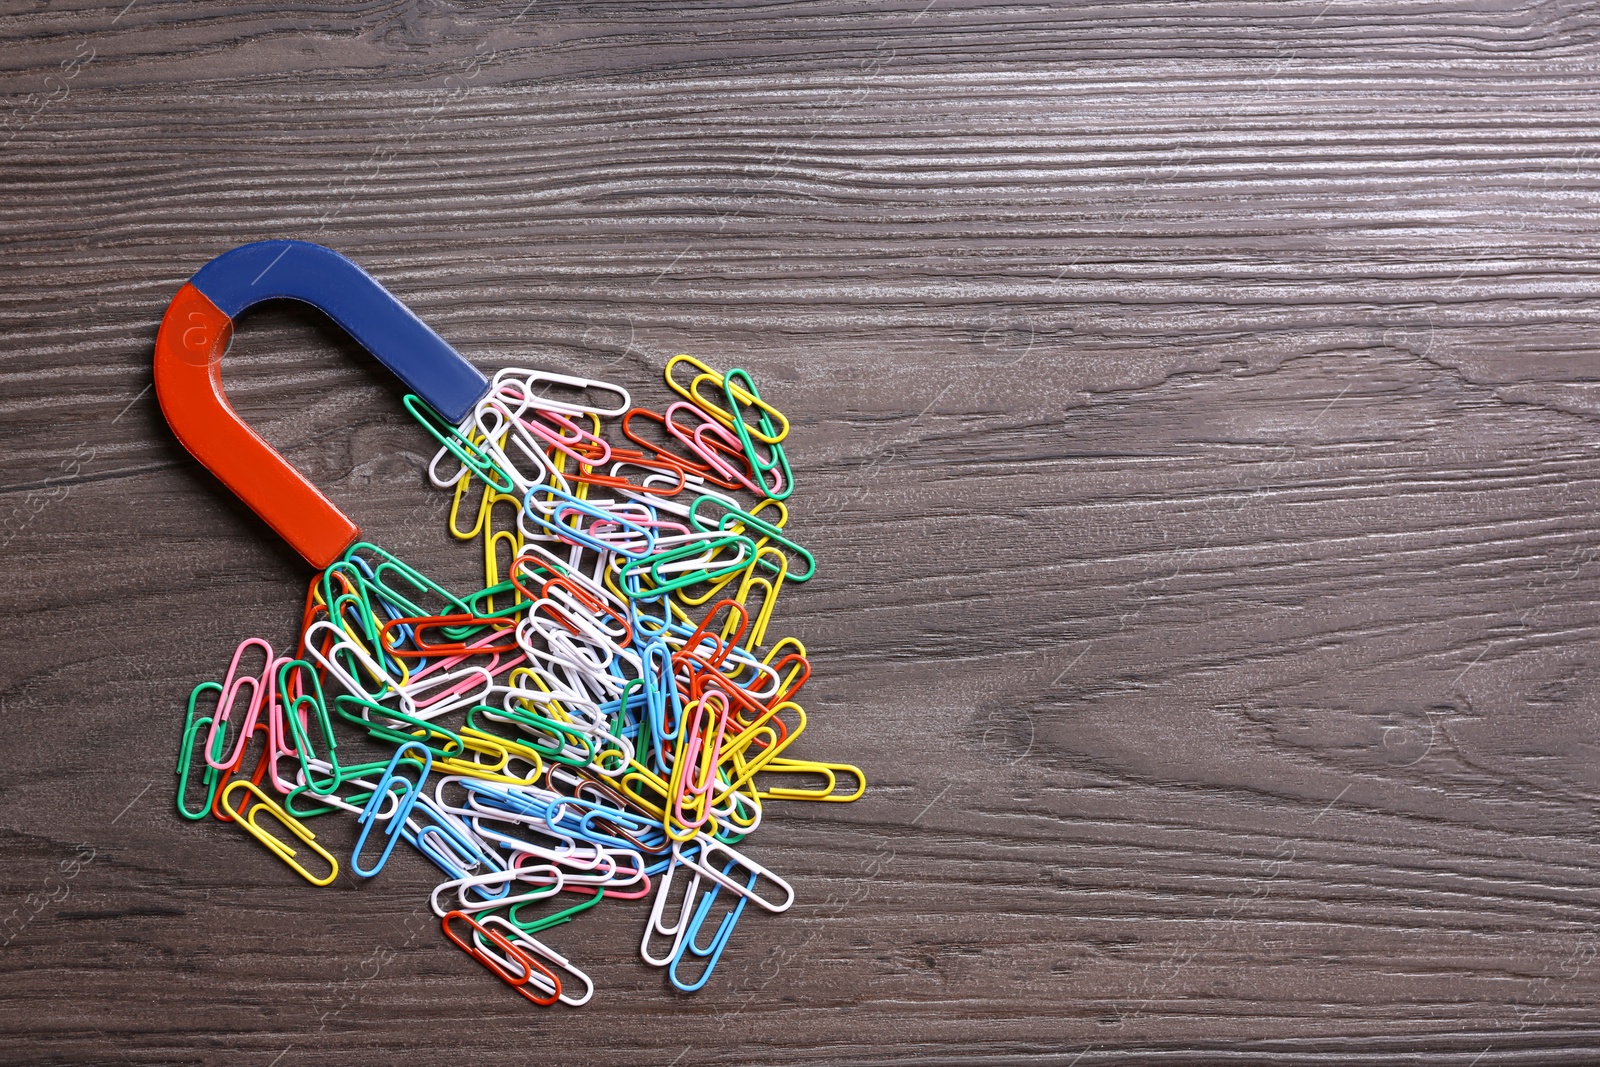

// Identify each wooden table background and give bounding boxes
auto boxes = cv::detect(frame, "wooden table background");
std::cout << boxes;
[8,1,1600,1063]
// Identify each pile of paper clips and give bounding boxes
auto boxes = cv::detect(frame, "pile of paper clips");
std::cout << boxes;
[174,355,864,1003]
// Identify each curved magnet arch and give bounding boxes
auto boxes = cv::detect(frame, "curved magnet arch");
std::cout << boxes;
[153,240,490,568]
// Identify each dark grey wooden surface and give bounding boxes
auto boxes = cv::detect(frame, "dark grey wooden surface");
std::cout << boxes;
[7,1,1600,1063]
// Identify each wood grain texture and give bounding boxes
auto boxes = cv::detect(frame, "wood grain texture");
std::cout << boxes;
[7,0,1600,1063]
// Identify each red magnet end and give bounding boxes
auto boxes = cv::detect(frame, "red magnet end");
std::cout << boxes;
[154,282,359,568]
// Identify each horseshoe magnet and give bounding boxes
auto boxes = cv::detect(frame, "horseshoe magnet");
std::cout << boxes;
[153,240,490,568]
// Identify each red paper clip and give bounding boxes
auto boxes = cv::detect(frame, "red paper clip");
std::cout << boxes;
[441,910,561,1006]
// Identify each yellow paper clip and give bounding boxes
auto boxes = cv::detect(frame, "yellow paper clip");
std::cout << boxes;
[220,780,340,887]
[665,354,790,445]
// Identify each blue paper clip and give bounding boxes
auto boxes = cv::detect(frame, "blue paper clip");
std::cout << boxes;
[642,638,683,767]
[669,857,757,992]
[403,793,510,901]
[522,485,656,559]
[546,797,670,854]
[352,741,432,878]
